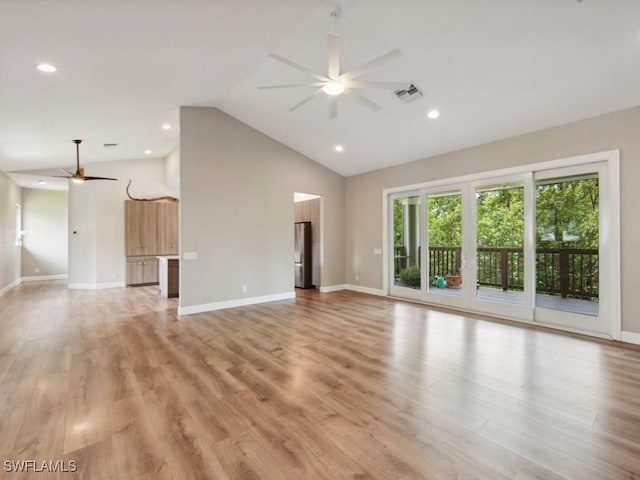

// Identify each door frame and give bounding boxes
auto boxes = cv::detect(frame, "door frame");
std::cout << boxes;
[382,150,620,340]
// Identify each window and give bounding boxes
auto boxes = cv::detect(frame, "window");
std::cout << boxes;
[15,203,23,246]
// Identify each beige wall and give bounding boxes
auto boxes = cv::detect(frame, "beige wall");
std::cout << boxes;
[179,106,345,309]
[21,188,68,278]
[68,157,174,288]
[0,172,21,293]
[165,147,180,197]
[345,106,640,333]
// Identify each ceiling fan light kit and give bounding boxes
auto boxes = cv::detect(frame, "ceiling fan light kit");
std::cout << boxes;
[259,6,408,119]
[56,139,117,183]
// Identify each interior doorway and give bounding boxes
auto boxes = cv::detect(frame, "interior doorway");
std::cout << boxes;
[294,192,322,289]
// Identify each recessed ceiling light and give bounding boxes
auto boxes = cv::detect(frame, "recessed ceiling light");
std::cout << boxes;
[144,150,152,155]
[37,63,57,73]
[162,123,172,130]
[427,109,440,119]
[335,145,344,152]
[38,180,47,185]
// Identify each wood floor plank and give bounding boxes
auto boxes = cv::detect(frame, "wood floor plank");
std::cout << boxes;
[1,281,640,479]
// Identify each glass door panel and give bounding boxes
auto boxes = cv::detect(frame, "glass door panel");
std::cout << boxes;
[426,191,464,299]
[535,174,599,317]
[391,194,422,297]
[475,182,525,306]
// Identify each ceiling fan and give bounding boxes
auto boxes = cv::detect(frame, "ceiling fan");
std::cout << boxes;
[57,139,117,183]
[259,7,407,119]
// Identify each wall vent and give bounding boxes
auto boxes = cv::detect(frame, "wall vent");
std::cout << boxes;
[394,83,423,103]
[103,143,118,148]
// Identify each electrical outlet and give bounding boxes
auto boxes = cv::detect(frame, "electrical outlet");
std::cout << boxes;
[242,285,247,292]
[35,267,40,273]
[355,275,359,281]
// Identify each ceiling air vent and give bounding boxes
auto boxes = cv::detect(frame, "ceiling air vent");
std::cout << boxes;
[394,83,423,103]
[103,143,118,148]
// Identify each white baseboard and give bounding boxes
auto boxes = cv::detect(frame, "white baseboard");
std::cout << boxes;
[178,291,295,316]
[0,278,22,297]
[319,284,386,296]
[621,331,640,345]
[344,284,386,296]
[319,284,347,293]
[21,274,68,282]
[67,281,125,290]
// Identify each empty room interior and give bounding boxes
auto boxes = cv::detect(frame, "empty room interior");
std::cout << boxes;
[2,1,640,478]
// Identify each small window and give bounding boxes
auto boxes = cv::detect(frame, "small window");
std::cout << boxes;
[15,203,22,246]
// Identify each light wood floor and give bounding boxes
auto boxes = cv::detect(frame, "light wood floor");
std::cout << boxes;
[1,281,640,479]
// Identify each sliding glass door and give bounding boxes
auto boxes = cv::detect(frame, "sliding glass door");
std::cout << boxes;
[424,187,467,308]
[390,192,422,300]
[534,163,609,334]
[386,153,617,338]
[469,176,533,319]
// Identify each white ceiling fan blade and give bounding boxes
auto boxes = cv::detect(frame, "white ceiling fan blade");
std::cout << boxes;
[340,49,403,82]
[327,33,340,79]
[347,80,409,90]
[258,82,325,89]
[288,88,325,112]
[267,53,330,82]
[343,89,381,112]
[329,95,338,119]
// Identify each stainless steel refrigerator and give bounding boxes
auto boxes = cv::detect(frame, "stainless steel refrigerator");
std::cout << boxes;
[294,221,312,288]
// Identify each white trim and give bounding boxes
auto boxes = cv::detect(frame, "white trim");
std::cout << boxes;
[344,284,386,296]
[621,331,640,345]
[319,284,347,293]
[67,281,125,290]
[178,291,295,315]
[0,278,22,296]
[382,192,389,295]
[382,150,618,196]
[21,274,68,282]
[609,151,621,340]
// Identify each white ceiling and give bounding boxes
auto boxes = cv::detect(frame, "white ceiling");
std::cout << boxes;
[2,0,640,178]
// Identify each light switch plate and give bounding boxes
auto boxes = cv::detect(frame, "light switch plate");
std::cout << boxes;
[183,252,198,260]
[373,248,382,255]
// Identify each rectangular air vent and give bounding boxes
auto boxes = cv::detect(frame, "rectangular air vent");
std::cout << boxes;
[394,83,423,103]
[103,143,118,148]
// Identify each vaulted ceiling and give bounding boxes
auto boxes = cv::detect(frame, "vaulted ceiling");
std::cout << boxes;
[2,0,640,178]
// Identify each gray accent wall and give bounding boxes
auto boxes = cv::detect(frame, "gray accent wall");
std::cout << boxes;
[179,107,345,309]
[345,106,640,334]
[0,172,21,293]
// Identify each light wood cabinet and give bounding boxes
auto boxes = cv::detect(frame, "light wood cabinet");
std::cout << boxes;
[125,200,179,286]
[157,202,179,255]
[126,256,159,286]
[125,201,158,256]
